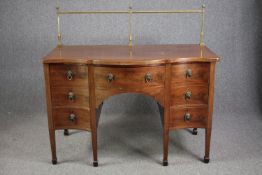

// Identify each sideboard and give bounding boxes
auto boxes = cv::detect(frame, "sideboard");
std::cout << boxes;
[43,44,219,166]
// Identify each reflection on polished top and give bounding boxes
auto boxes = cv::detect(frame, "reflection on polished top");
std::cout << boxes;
[43,44,219,65]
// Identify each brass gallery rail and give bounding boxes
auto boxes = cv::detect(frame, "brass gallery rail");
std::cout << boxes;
[55,4,206,47]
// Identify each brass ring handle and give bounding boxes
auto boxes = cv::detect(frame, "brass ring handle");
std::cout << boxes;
[107,73,114,83]
[186,69,192,78]
[66,70,73,80]
[185,91,192,100]
[184,112,191,121]
[68,113,76,122]
[68,91,75,101]
[145,73,153,83]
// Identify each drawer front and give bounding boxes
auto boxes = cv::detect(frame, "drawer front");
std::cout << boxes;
[52,108,90,130]
[171,85,209,106]
[171,63,210,84]
[94,66,165,89]
[51,87,89,107]
[49,64,88,87]
[169,107,207,128]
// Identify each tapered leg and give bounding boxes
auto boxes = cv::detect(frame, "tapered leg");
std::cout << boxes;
[204,128,212,163]
[64,129,69,136]
[49,129,57,164]
[192,128,198,135]
[163,129,169,166]
[89,66,98,167]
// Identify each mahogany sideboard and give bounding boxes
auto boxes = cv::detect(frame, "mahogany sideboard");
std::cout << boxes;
[43,44,219,166]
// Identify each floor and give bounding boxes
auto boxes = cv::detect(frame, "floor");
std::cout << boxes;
[1,97,262,175]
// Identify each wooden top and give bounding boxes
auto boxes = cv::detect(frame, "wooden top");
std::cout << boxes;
[43,44,219,65]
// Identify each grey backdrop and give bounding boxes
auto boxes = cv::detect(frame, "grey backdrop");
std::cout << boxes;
[0,0,262,174]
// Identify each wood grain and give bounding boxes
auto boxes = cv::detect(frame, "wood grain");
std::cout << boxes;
[169,106,207,129]
[43,45,219,65]
[49,64,88,87]
[52,108,91,130]
[51,86,89,107]
[171,63,210,84]
[171,85,209,106]
[94,66,165,89]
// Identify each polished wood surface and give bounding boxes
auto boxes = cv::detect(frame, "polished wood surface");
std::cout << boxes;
[169,107,207,129]
[49,64,88,87]
[94,66,165,89]
[171,63,210,84]
[171,85,209,106]
[52,108,91,130]
[51,86,89,107]
[94,66,165,107]
[43,44,219,65]
[43,44,219,166]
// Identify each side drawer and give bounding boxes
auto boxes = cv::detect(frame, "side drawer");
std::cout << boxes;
[49,64,88,87]
[94,66,165,90]
[171,85,209,106]
[171,63,210,84]
[52,108,91,130]
[51,87,89,107]
[169,107,207,129]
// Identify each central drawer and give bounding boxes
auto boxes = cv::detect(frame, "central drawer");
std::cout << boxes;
[94,66,165,90]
